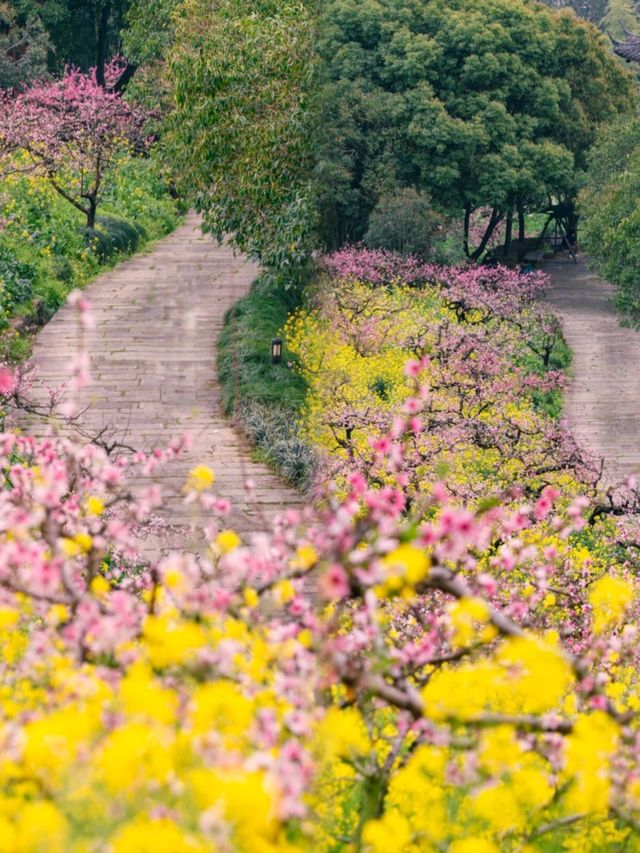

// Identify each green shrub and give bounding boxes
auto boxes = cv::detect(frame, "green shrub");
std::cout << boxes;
[217,273,314,488]
[242,401,317,489]
[51,257,74,283]
[581,114,640,322]
[83,227,114,261]
[364,189,444,259]
[84,216,147,260]
[40,280,68,314]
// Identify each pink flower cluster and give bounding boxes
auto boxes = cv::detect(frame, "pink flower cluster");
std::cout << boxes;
[306,254,591,502]
[321,245,438,285]
[321,245,549,317]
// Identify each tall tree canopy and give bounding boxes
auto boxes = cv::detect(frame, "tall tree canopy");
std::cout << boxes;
[165,0,633,271]
[541,0,608,23]
[317,0,634,255]
[123,0,177,65]
[602,0,640,37]
[166,0,318,279]
[580,115,640,320]
[119,0,178,109]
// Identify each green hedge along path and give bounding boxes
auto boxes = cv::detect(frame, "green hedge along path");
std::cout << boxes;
[546,254,640,486]
[25,213,302,550]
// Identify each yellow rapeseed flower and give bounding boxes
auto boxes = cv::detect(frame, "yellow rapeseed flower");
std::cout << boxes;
[185,465,215,492]
[291,544,318,570]
[244,587,259,609]
[90,576,110,598]
[216,529,241,553]
[589,575,635,634]
[274,579,296,604]
[111,815,208,853]
[86,495,105,516]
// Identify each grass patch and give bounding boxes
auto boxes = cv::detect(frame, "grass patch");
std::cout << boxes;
[518,322,572,419]
[217,274,316,489]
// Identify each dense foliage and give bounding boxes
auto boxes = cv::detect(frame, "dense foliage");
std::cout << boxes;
[166,0,318,282]
[164,0,635,270]
[601,0,640,37]
[3,294,640,850]
[124,0,178,65]
[542,0,613,25]
[363,188,446,260]
[316,0,634,257]
[0,1,49,89]
[9,0,131,81]
[580,114,640,321]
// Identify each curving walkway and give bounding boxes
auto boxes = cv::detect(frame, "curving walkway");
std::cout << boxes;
[25,212,301,550]
[545,254,640,486]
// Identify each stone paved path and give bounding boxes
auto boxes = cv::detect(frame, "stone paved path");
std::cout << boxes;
[25,212,301,550]
[545,254,640,486]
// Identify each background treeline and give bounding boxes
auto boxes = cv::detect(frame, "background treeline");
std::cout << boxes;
[4,0,640,316]
[161,0,634,282]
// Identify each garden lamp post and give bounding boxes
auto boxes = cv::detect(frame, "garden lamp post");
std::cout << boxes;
[271,338,283,365]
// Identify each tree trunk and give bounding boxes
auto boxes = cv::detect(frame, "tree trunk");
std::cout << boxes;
[518,204,526,242]
[111,62,138,94]
[96,1,111,88]
[470,208,502,262]
[87,198,97,230]
[463,203,471,258]
[504,209,513,255]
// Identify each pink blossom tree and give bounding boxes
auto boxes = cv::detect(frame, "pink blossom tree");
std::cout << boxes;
[0,61,148,228]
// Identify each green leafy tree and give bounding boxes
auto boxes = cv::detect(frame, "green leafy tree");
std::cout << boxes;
[580,115,640,320]
[364,188,444,259]
[123,0,177,65]
[119,0,178,110]
[166,0,318,281]
[0,2,49,89]
[317,0,634,257]
[602,0,640,37]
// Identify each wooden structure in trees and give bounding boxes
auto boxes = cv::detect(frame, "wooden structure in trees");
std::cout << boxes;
[537,202,578,264]
[611,30,640,62]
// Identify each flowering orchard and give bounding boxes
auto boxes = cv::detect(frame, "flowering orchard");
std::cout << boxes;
[289,250,585,506]
[2,288,640,850]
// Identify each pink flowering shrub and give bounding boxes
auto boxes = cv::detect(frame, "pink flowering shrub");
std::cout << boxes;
[0,61,148,229]
[0,292,639,849]
[321,245,438,286]
[321,245,546,311]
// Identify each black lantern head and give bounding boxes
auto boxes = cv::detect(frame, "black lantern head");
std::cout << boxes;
[271,338,283,365]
